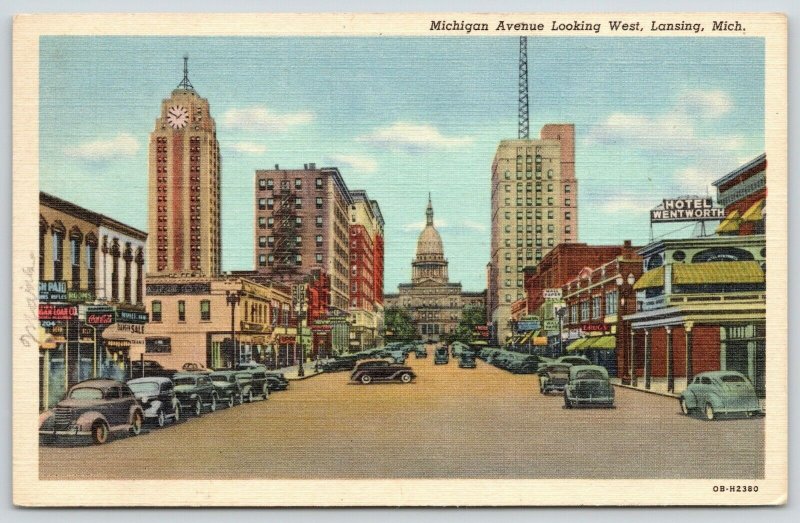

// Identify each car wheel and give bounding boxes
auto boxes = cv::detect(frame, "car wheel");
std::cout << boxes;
[91,421,109,445]
[156,408,166,428]
[129,411,143,436]
[194,399,202,417]
[173,405,181,423]
[400,373,412,383]
[679,398,691,416]
[227,395,234,408]
[361,374,372,385]
[209,395,217,412]
[704,403,716,421]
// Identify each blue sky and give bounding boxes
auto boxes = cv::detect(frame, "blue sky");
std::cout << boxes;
[39,36,764,292]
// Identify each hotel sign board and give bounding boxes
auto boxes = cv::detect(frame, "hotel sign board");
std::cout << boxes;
[650,198,725,222]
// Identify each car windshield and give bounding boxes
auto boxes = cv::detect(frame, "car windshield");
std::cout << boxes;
[173,377,197,386]
[210,375,230,382]
[721,375,746,383]
[69,387,104,400]
[128,382,159,394]
[575,370,605,380]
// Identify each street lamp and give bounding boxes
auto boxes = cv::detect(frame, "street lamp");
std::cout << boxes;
[616,273,636,385]
[226,290,242,368]
[555,305,567,356]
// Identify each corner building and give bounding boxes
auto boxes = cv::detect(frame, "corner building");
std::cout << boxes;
[489,124,577,344]
[148,61,221,278]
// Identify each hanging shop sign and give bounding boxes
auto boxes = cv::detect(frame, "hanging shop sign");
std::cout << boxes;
[543,288,563,300]
[39,280,67,302]
[86,306,115,326]
[38,304,78,321]
[543,320,558,331]
[67,289,95,303]
[116,309,148,324]
[650,198,725,223]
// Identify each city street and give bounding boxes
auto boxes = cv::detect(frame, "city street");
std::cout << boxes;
[39,354,764,480]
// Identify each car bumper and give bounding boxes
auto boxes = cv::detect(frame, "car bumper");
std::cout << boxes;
[39,427,91,437]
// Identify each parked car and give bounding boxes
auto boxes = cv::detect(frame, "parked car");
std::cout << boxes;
[434,347,449,365]
[679,371,762,420]
[350,359,416,384]
[39,379,145,445]
[564,365,615,408]
[507,354,548,374]
[173,372,219,416]
[318,355,359,372]
[539,355,591,372]
[458,355,477,369]
[234,370,269,402]
[180,362,213,373]
[127,377,181,427]
[209,371,244,407]
[414,346,428,358]
[266,372,289,391]
[389,350,407,364]
[538,363,571,394]
[129,359,178,379]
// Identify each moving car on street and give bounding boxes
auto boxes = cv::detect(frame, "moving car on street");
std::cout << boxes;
[127,377,181,427]
[458,355,477,368]
[39,379,145,445]
[564,365,615,408]
[434,347,449,365]
[350,359,416,384]
[173,372,219,416]
[679,371,762,420]
[538,363,571,395]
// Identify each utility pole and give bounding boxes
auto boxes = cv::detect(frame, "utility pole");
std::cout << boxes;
[518,36,529,139]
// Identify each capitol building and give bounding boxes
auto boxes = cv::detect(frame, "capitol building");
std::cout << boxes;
[384,196,485,340]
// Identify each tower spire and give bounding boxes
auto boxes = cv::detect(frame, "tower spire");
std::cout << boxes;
[426,194,434,226]
[518,37,529,139]
[177,54,194,91]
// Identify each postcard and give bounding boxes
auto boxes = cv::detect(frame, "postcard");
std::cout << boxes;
[12,12,787,506]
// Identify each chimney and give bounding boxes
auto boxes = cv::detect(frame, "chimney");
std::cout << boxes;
[304,163,308,169]
[309,162,316,170]
[274,164,279,170]
[624,240,632,248]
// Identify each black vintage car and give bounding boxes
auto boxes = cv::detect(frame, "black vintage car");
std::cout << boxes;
[538,363,571,394]
[266,372,290,391]
[350,359,416,384]
[129,359,178,379]
[209,371,244,407]
[39,379,145,445]
[318,355,359,372]
[234,370,269,402]
[173,373,219,416]
[127,377,181,427]
[434,347,449,365]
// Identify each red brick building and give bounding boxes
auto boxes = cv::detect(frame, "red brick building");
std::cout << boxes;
[713,153,766,236]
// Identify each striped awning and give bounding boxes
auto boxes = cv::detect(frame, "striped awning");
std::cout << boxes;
[716,210,741,233]
[585,335,616,350]
[672,260,764,285]
[741,199,765,222]
[633,266,664,290]
[566,337,590,352]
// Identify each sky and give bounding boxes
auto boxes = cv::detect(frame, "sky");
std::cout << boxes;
[39,36,764,292]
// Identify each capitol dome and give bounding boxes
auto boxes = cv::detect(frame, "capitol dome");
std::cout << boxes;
[416,195,445,259]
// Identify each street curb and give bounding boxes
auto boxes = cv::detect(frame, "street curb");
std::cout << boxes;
[613,382,680,399]
[286,372,324,381]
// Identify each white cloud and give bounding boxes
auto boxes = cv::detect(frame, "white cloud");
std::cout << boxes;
[677,89,732,118]
[358,122,474,152]
[228,142,267,154]
[66,133,140,160]
[329,154,378,173]
[221,105,314,132]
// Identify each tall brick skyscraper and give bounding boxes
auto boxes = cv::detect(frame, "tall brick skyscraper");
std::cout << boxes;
[147,57,221,277]
[489,124,577,343]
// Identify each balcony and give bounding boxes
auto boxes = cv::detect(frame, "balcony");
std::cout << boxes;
[639,291,766,312]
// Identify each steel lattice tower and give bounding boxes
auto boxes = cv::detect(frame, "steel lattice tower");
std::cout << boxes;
[518,37,529,139]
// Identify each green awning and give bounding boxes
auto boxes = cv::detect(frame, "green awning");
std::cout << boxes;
[672,261,764,285]
[633,266,664,290]
[566,337,589,352]
[586,335,616,350]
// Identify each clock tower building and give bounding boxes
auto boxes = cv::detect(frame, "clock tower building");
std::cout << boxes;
[147,57,221,277]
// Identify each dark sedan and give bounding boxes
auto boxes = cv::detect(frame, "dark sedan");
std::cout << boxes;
[127,377,181,426]
[350,360,416,384]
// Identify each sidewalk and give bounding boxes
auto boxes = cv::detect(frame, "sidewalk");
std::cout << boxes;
[276,362,325,381]
[611,377,686,398]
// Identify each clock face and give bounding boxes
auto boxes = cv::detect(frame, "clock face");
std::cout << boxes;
[167,105,189,129]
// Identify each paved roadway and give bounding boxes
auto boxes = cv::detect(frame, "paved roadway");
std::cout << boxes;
[39,353,764,479]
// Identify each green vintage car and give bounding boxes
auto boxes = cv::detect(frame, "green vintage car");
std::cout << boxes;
[564,365,614,408]
[209,371,244,407]
[679,371,762,420]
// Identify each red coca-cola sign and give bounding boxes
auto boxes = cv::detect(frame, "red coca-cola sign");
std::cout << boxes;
[87,313,114,325]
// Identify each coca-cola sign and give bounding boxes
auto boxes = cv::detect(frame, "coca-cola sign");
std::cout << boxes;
[87,313,114,325]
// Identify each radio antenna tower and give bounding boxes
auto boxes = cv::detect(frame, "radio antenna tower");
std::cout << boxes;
[177,54,194,91]
[518,37,529,139]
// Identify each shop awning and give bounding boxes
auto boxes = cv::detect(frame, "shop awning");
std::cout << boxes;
[533,335,549,346]
[672,260,764,285]
[715,210,741,233]
[584,335,616,350]
[102,323,145,347]
[518,331,534,344]
[633,266,664,290]
[741,198,765,222]
[566,337,589,352]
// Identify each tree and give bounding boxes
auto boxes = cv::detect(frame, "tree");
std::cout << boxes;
[450,306,487,344]
[384,306,417,341]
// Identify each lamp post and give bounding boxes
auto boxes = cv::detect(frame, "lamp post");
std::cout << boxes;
[555,305,566,356]
[616,273,636,385]
[296,283,306,378]
[226,290,242,368]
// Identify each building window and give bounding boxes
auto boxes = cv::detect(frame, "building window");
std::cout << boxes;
[259,236,267,248]
[592,296,601,319]
[135,250,144,304]
[570,304,578,324]
[267,236,274,247]
[548,210,554,219]
[295,235,302,245]
[178,300,186,322]
[316,253,323,263]
[547,197,554,206]
[69,236,81,290]
[151,301,162,322]
[295,178,302,188]
[565,198,571,206]
[605,290,618,315]
[295,217,302,227]
[316,178,323,189]
[564,184,571,193]
[547,224,554,233]
[316,235,323,246]
[565,212,572,221]
[258,198,267,210]
[123,246,132,304]
[200,300,211,321]
[52,229,64,281]
[268,217,274,228]
[580,301,590,322]
[259,254,267,267]
[548,184,553,192]
[295,197,302,209]
[547,169,554,179]
[111,242,120,302]
[504,170,510,179]
[505,294,512,303]
[548,238,554,247]
[316,197,323,209]
[505,266,511,273]
[259,179,267,190]
[296,254,303,265]
[565,225,572,234]
[268,254,274,265]
[316,216,323,227]
[266,179,274,189]
[267,198,274,209]
[258,217,266,229]
[86,242,96,293]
